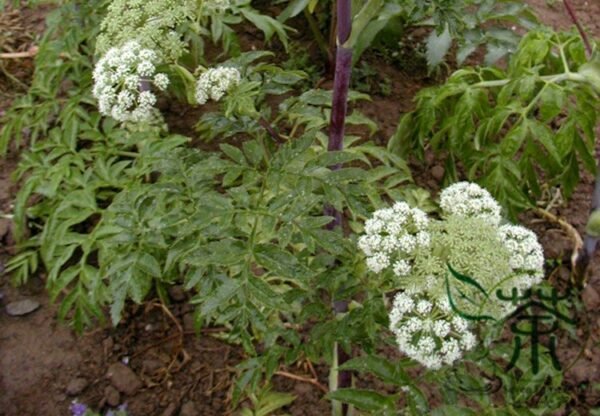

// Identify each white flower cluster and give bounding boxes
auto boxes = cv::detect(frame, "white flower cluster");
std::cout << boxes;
[203,0,230,13]
[440,181,502,225]
[93,41,169,122]
[389,292,477,370]
[499,224,545,288]
[195,67,241,105]
[358,201,430,276]
[359,182,546,370]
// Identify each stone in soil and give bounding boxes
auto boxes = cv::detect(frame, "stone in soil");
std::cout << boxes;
[168,285,186,302]
[66,377,88,396]
[142,359,163,374]
[104,385,121,407]
[106,362,142,395]
[0,218,10,238]
[183,313,195,332]
[179,401,198,416]
[430,165,444,181]
[582,285,600,310]
[5,298,40,316]
[162,403,178,416]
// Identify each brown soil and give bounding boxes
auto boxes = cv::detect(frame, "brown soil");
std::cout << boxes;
[1,2,599,416]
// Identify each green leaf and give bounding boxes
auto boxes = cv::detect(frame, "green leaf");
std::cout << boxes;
[220,143,247,165]
[432,405,478,416]
[277,0,310,22]
[255,391,296,416]
[254,244,312,281]
[426,24,452,68]
[339,355,410,385]
[500,123,527,157]
[239,8,289,49]
[327,389,395,412]
[136,253,162,278]
[247,276,289,311]
[196,278,241,317]
[539,84,565,122]
[345,0,384,49]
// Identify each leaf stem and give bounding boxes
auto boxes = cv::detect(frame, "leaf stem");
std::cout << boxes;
[304,8,332,64]
[471,72,586,89]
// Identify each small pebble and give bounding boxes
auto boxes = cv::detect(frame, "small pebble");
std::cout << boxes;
[430,165,445,181]
[104,385,121,407]
[66,378,88,396]
[183,313,195,332]
[162,403,178,416]
[179,401,198,416]
[106,362,142,396]
[5,299,40,316]
[168,285,186,302]
[582,285,600,310]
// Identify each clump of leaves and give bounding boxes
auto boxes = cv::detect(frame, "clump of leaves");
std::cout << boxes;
[0,0,108,155]
[390,29,598,215]
[278,0,538,68]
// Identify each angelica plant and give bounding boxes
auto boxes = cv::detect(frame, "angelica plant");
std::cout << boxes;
[390,29,598,215]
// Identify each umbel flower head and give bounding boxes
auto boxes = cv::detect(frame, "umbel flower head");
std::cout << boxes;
[96,0,194,62]
[93,41,169,123]
[202,0,231,14]
[439,181,502,225]
[389,292,476,370]
[359,182,545,369]
[195,66,241,105]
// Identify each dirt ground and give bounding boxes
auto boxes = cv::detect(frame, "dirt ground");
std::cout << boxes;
[1,1,599,415]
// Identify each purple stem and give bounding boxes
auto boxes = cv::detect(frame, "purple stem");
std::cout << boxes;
[328,47,353,156]
[562,0,592,57]
[258,117,283,143]
[563,0,597,284]
[574,167,600,285]
[326,0,353,407]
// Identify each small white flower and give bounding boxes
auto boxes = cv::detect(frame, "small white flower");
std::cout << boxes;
[92,41,168,123]
[498,224,544,282]
[195,66,241,105]
[440,182,502,225]
[153,73,170,91]
[203,0,230,13]
[358,202,429,278]
[393,259,411,277]
[366,252,390,273]
[137,61,155,77]
[416,299,432,314]
[389,293,477,370]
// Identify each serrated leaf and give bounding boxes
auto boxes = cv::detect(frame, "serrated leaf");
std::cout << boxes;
[327,389,395,412]
[220,143,247,165]
[426,24,452,68]
[254,244,312,281]
[339,355,410,385]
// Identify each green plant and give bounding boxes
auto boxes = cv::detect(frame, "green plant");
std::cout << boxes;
[390,28,598,216]
[239,386,295,416]
[277,0,538,69]
[0,0,108,155]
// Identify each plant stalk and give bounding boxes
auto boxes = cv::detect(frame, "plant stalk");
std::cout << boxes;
[327,1,353,415]
[562,0,592,57]
[304,8,333,66]
[573,167,600,287]
[564,0,598,285]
